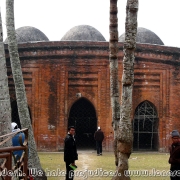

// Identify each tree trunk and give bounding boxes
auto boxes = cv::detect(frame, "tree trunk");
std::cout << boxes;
[109,0,121,167]
[111,0,138,180]
[0,8,11,147]
[6,1,46,179]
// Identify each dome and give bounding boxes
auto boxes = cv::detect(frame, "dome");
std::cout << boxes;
[4,26,49,43]
[61,25,106,41]
[119,27,164,45]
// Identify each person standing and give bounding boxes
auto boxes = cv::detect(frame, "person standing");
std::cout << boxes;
[11,122,25,161]
[64,126,78,180]
[169,130,180,180]
[94,127,104,156]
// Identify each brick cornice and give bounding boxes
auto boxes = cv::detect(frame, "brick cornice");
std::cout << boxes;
[4,41,180,64]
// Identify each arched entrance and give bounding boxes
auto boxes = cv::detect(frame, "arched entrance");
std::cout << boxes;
[11,100,21,129]
[133,100,159,151]
[11,100,32,129]
[68,98,97,149]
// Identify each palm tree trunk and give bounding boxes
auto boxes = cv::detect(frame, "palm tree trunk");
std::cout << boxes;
[6,1,46,179]
[109,0,121,167]
[111,0,138,180]
[0,8,11,147]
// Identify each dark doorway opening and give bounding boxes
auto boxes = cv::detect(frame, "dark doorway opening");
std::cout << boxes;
[68,98,97,149]
[133,100,159,151]
[11,101,21,129]
[11,100,32,129]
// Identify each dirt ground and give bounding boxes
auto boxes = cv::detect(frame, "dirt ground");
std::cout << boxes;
[39,150,170,180]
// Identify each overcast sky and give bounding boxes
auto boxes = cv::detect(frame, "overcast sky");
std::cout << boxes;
[0,0,180,48]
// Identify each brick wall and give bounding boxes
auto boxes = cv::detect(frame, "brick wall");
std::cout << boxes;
[5,41,180,152]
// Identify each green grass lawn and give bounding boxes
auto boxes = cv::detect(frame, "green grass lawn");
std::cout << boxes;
[38,151,171,180]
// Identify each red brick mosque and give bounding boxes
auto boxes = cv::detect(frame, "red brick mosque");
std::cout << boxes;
[5,25,180,152]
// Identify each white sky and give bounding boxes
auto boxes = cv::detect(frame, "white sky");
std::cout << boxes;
[0,0,180,48]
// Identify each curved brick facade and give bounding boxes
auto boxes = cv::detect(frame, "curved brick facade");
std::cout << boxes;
[5,41,180,152]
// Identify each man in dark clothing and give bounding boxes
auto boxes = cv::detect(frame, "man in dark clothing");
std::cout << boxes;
[64,126,78,180]
[169,130,180,180]
[94,127,104,156]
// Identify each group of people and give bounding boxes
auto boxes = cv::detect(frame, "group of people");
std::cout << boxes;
[63,126,104,180]
[11,122,180,180]
[64,126,180,180]
[11,122,104,180]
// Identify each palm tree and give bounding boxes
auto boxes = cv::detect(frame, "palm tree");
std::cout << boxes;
[109,0,121,168]
[6,1,46,179]
[0,8,11,146]
[110,0,138,179]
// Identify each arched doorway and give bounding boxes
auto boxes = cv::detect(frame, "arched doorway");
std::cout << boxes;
[133,100,159,151]
[11,100,21,129]
[11,100,32,129]
[68,98,97,149]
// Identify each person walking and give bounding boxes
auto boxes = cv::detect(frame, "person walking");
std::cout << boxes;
[169,130,180,180]
[94,127,104,156]
[64,126,78,180]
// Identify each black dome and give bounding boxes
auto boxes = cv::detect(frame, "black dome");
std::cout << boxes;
[4,26,49,43]
[61,25,106,41]
[119,27,164,45]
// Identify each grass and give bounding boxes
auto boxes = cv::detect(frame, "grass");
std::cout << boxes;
[38,151,171,180]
